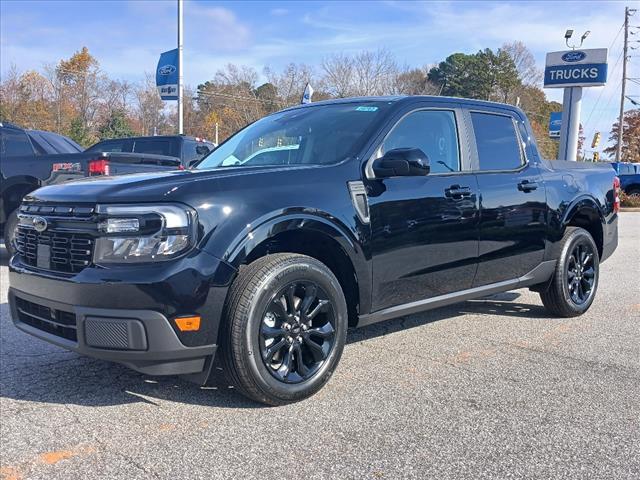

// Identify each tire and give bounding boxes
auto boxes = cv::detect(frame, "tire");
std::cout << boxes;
[540,227,600,317]
[627,188,640,199]
[221,253,348,405]
[3,209,19,257]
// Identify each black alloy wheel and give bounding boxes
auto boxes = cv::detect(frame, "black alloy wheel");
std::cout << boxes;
[260,282,335,383]
[566,242,596,305]
[540,227,600,318]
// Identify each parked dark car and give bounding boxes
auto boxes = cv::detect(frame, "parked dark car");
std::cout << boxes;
[1,123,183,254]
[611,162,640,197]
[86,135,216,167]
[8,96,619,405]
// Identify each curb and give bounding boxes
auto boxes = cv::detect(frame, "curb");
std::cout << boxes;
[620,208,640,212]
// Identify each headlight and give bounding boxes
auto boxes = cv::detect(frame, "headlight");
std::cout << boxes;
[94,204,197,263]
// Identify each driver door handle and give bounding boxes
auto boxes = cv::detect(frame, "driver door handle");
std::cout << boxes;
[445,185,472,199]
[518,180,539,192]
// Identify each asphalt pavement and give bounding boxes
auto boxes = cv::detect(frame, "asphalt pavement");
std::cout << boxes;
[1,214,639,480]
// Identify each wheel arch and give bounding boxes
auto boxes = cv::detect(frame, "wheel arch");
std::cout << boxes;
[0,176,40,224]
[561,196,605,259]
[224,214,370,327]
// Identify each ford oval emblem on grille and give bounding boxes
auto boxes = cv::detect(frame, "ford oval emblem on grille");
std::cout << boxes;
[32,216,48,233]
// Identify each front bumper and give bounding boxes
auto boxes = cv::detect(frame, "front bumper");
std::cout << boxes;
[8,249,237,377]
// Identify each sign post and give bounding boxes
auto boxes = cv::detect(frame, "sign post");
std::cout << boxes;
[177,0,183,135]
[544,48,607,161]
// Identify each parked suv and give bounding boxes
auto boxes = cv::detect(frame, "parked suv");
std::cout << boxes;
[9,96,619,405]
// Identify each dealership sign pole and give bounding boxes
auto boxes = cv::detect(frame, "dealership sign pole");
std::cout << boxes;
[155,0,184,135]
[544,48,607,161]
[177,0,184,135]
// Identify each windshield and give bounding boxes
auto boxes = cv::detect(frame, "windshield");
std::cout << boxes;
[195,102,390,170]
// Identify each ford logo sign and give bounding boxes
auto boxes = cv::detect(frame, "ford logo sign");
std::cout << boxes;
[158,65,176,75]
[562,51,587,63]
[32,216,48,233]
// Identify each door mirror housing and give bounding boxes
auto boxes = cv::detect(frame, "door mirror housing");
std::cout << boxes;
[372,148,430,178]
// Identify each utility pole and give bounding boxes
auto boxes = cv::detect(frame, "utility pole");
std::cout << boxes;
[616,6,631,162]
[177,0,184,135]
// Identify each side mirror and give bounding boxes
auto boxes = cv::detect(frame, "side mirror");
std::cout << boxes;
[372,148,430,178]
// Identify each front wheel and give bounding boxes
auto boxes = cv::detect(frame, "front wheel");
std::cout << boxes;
[540,227,600,317]
[221,254,348,405]
[3,209,19,257]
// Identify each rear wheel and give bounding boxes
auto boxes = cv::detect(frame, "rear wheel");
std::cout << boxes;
[540,227,599,317]
[221,254,348,405]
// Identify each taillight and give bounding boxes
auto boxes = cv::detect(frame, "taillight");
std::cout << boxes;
[613,176,621,213]
[178,164,186,170]
[88,158,110,176]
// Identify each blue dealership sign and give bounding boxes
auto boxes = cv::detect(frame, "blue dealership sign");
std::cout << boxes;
[156,49,179,100]
[544,48,607,88]
[549,112,562,138]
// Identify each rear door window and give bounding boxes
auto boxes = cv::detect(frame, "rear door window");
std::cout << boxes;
[1,129,34,157]
[471,112,524,171]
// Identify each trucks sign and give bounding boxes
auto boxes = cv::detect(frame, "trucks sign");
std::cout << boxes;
[544,48,607,88]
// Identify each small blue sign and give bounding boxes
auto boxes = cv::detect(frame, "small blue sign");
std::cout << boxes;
[156,49,179,100]
[549,112,562,138]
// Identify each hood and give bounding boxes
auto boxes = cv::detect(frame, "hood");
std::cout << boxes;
[26,166,281,205]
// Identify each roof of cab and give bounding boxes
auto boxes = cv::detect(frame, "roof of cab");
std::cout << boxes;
[281,95,524,115]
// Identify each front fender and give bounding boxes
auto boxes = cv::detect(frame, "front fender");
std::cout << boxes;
[212,209,372,316]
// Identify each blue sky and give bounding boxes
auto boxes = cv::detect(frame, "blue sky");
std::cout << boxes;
[1,0,638,151]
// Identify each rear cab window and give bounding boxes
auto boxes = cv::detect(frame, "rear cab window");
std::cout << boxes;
[1,128,34,157]
[471,112,524,171]
[86,139,132,153]
[27,131,82,154]
[133,138,179,157]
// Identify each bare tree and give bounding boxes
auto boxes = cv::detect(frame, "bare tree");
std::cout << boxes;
[321,53,355,97]
[501,41,542,86]
[134,73,166,135]
[392,65,441,95]
[264,63,314,106]
[352,49,398,96]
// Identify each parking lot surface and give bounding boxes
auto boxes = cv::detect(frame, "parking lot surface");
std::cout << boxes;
[1,214,639,480]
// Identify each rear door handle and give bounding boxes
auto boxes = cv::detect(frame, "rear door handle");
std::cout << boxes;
[518,180,539,192]
[445,185,472,199]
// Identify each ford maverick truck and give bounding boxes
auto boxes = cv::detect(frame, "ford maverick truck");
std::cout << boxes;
[9,96,619,405]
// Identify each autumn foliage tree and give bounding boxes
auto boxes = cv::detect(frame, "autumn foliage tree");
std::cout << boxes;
[0,43,575,155]
[604,109,640,163]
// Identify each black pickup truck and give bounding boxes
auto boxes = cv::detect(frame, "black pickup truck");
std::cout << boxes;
[0,123,186,254]
[8,96,619,405]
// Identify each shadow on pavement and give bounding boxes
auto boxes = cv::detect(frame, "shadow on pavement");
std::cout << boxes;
[0,291,552,409]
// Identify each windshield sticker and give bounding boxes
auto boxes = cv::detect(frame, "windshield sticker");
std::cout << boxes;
[355,106,378,112]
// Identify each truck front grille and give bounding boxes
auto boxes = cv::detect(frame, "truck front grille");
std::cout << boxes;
[15,296,78,342]
[16,226,95,274]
